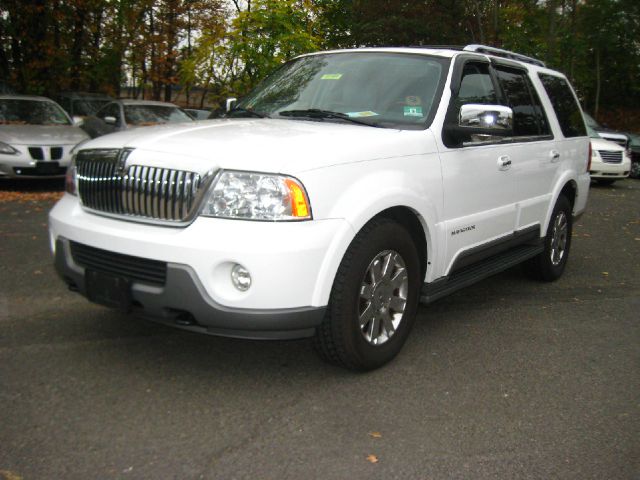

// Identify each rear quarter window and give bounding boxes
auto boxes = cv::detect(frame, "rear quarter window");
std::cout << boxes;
[538,73,586,138]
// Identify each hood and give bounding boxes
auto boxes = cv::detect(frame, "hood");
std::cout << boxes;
[590,137,625,152]
[0,125,89,145]
[78,118,431,175]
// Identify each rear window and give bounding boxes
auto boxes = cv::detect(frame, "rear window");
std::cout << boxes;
[538,73,586,138]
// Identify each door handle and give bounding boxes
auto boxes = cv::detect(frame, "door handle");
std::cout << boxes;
[550,150,560,162]
[498,155,512,171]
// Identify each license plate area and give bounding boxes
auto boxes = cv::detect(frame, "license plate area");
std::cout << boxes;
[35,161,60,175]
[86,270,132,312]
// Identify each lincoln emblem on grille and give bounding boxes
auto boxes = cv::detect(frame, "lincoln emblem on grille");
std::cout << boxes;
[114,148,133,176]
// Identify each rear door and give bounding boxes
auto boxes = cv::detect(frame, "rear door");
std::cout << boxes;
[492,63,557,230]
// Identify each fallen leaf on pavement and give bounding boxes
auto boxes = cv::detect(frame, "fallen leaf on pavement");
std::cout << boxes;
[366,454,379,464]
[369,432,382,438]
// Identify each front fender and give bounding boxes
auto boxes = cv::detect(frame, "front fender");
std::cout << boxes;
[304,154,444,306]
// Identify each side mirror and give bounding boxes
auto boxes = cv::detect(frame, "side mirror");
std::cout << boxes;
[72,116,84,127]
[226,97,237,112]
[459,104,513,131]
[445,104,513,144]
[104,116,117,125]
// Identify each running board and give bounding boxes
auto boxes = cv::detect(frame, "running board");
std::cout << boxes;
[420,244,544,304]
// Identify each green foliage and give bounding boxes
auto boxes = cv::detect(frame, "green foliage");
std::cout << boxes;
[0,0,638,116]
[228,0,320,94]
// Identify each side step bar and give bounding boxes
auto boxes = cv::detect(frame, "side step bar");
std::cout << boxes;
[420,244,544,304]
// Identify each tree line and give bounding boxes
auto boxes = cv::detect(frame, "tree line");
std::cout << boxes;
[1,0,639,123]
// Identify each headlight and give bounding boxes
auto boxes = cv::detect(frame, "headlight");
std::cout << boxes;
[591,148,599,158]
[0,141,18,155]
[65,157,77,196]
[201,170,312,221]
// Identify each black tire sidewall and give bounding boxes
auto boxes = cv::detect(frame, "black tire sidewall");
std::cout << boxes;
[330,220,421,370]
[542,195,573,280]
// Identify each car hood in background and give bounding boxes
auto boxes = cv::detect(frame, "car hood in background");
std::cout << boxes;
[590,137,625,152]
[78,118,434,174]
[0,125,89,145]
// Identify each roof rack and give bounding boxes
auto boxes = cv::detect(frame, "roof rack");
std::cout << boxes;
[463,44,546,67]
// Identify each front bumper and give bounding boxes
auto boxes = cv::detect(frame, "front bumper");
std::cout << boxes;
[590,157,631,179]
[49,194,354,339]
[54,238,325,339]
[0,145,73,178]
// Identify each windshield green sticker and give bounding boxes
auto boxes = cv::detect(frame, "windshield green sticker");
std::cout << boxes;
[321,73,343,80]
[403,106,423,117]
[346,111,379,118]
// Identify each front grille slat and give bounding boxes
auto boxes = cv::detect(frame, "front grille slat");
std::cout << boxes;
[598,150,623,164]
[70,241,167,286]
[75,149,203,223]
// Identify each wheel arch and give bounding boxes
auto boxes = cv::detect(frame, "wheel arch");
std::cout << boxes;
[543,175,578,237]
[311,202,436,307]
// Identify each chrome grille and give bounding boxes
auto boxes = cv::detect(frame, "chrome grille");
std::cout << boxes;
[76,149,205,223]
[598,150,623,164]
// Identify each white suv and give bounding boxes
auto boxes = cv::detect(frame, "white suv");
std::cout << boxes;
[49,45,590,370]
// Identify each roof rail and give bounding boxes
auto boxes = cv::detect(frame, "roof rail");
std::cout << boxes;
[463,44,546,67]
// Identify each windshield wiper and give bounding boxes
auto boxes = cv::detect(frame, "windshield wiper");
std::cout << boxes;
[278,109,381,128]
[227,107,270,118]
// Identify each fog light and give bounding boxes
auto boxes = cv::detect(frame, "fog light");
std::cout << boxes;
[231,264,251,291]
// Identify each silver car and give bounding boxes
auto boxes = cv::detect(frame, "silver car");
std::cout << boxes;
[0,95,89,178]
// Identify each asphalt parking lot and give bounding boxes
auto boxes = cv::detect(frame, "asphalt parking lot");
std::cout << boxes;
[0,179,638,480]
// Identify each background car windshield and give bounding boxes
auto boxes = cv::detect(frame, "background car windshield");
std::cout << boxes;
[0,99,71,125]
[73,99,111,116]
[586,126,601,138]
[238,52,448,129]
[124,105,192,125]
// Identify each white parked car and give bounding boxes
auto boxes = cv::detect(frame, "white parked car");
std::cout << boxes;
[588,127,631,185]
[0,95,89,178]
[50,45,591,370]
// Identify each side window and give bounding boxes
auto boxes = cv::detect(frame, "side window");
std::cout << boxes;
[538,73,586,138]
[495,67,550,137]
[444,62,499,147]
[456,63,498,108]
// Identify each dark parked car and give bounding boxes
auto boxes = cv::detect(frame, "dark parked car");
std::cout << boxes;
[82,99,194,138]
[627,132,640,179]
[53,92,113,118]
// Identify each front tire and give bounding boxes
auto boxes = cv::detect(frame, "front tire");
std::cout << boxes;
[525,195,573,282]
[313,218,421,371]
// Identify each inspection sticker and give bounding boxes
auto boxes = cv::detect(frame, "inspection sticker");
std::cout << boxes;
[403,106,423,117]
[321,73,343,80]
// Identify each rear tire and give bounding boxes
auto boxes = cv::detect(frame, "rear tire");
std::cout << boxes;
[524,195,572,282]
[313,217,421,371]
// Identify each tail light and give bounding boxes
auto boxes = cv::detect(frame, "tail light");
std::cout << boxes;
[587,141,592,173]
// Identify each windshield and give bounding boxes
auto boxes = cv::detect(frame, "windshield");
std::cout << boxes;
[236,52,449,130]
[124,105,193,126]
[72,99,111,116]
[586,126,601,138]
[583,113,601,129]
[0,99,71,125]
